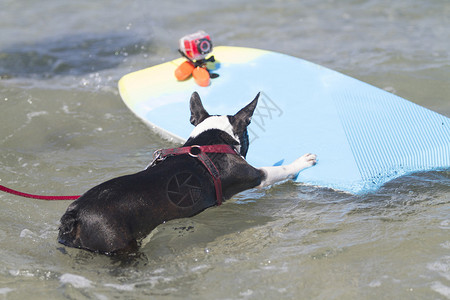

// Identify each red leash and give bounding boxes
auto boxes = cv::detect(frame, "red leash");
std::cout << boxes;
[0,184,80,200]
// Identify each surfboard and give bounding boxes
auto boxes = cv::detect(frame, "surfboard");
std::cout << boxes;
[118,46,449,194]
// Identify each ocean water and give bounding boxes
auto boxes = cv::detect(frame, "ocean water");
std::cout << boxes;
[1,0,449,299]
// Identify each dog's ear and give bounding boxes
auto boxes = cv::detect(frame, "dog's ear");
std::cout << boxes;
[233,92,259,128]
[189,92,210,126]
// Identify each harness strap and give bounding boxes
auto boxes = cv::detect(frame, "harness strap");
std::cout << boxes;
[196,151,223,205]
[150,144,238,206]
[154,144,238,158]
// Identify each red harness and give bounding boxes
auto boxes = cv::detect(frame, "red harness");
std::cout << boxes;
[149,144,239,206]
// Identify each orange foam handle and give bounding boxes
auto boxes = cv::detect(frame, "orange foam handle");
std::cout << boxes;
[175,61,195,81]
[192,67,210,87]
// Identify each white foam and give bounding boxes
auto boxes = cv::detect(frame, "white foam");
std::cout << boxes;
[441,241,450,249]
[427,256,450,281]
[61,105,72,114]
[9,269,34,277]
[368,280,382,288]
[190,264,209,272]
[19,229,35,239]
[440,220,450,229]
[60,273,92,288]
[239,289,253,297]
[26,111,48,121]
[431,281,450,298]
[224,257,238,264]
[0,288,14,295]
[104,283,135,291]
[93,293,108,300]
[152,268,166,274]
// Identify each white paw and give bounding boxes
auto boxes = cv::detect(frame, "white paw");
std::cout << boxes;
[293,153,317,170]
[303,153,317,166]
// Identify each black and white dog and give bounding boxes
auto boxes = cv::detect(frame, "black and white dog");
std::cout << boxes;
[58,92,317,254]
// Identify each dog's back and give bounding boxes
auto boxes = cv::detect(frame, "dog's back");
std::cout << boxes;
[58,156,216,253]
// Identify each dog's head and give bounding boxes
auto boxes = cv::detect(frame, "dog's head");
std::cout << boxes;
[188,92,259,158]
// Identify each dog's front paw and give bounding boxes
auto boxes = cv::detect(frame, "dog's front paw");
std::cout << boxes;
[303,153,317,167]
[293,153,317,170]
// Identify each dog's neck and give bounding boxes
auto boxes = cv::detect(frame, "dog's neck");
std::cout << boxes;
[182,129,261,200]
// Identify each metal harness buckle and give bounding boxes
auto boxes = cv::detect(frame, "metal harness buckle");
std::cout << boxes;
[146,149,164,169]
[188,145,202,157]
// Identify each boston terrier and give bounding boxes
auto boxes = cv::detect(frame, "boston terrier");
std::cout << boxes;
[58,92,317,254]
